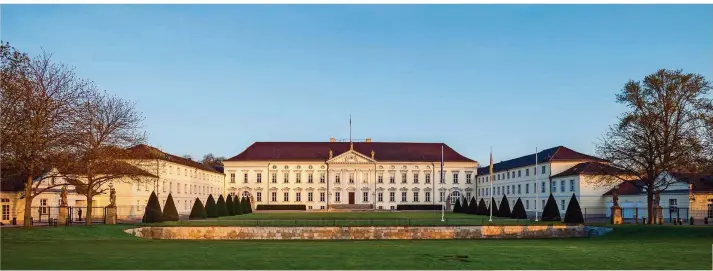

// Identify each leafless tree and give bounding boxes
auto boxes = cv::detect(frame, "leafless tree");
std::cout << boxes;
[62,90,155,225]
[1,43,89,228]
[182,154,193,161]
[201,153,225,167]
[596,69,713,224]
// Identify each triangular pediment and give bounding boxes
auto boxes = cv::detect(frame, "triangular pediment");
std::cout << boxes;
[327,150,376,164]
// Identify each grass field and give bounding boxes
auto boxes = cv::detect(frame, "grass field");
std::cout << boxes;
[2,212,712,270]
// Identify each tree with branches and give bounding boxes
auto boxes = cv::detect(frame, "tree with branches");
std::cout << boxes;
[1,43,90,228]
[201,153,225,167]
[596,69,713,224]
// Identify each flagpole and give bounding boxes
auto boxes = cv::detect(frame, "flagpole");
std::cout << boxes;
[489,147,493,222]
[441,144,445,222]
[535,147,539,222]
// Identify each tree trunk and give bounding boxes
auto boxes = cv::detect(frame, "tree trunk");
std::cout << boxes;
[646,189,654,225]
[85,187,93,226]
[23,176,33,228]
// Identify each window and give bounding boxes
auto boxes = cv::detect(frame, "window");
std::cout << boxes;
[378,174,383,183]
[308,192,313,202]
[561,200,566,210]
[136,183,140,191]
[525,168,529,176]
[541,165,546,174]
[257,173,262,183]
[335,174,341,184]
[177,183,181,193]
[244,173,248,183]
[389,192,395,202]
[526,200,530,209]
[552,181,557,193]
[497,187,501,195]
[425,191,431,202]
[40,199,47,214]
[320,192,325,202]
[466,173,472,184]
[440,172,445,184]
[401,173,407,184]
[669,199,677,206]
[525,183,529,194]
[401,192,407,202]
[466,192,471,200]
[518,170,521,177]
[271,192,277,202]
[517,184,521,194]
[185,169,187,176]
[283,192,289,202]
[308,173,313,183]
[413,173,419,183]
[542,200,545,208]
[390,174,395,184]
[169,182,173,192]
[440,191,445,202]
[230,173,235,183]
[560,180,565,192]
[413,192,419,202]
[284,173,289,183]
[349,173,355,184]
[320,206,325,210]
[425,173,431,184]
[507,186,510,195]
[450,191,461,204]
[363,192,368,202]
[296,173,301,183]
[335,192,341,202]
[271,173,277,183]
[2,203,8,220]
[320,173,325,183]
[570,179,575,192]
[542,181,546,193]
[256,192,262,202]
[378,192,383,202]
[453,173,459,184]
[507,172,511,179]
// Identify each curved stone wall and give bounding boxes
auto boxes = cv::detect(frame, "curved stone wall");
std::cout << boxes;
[124,225,610,240]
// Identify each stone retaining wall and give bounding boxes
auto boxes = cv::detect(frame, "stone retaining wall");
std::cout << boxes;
[124,225,603,240]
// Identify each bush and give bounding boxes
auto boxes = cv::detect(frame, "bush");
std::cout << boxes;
[510,198,527,219]
[255,204,306,211]
[563,193,584,224]
[216,195,229,217]
[489,197,499,216]
[162,193,179,221]
[541,194,561,222]
[396,204,442,211]
[234,195,244,215]
[453,198,462,213]
[225,195,234,216]
[205,194,218,218]
[189,198,207,220]
[142,191,164,223]
[477,198,488,215]
[461,196,468,212]
[243,197,253,214]
[498,195,511,217]
[467,197,478,215]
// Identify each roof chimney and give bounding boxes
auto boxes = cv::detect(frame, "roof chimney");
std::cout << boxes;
[365,138,372,142]
[329,137,336,142]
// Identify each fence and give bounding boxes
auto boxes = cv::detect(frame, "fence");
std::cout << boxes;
[20,206,107,226]
[580,207,710,225]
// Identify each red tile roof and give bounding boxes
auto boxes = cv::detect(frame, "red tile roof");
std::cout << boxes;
[125,144,223,174]
[476,146,605,174]
[225,142,475,163]
[603,180,644,196]
[551,162,627,178]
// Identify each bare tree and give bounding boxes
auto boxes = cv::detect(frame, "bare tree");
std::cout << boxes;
[596,69,713,224]
[1,43,89,228]
[182,154,193,161]
[62,90,154,225]
[201,153,225,167]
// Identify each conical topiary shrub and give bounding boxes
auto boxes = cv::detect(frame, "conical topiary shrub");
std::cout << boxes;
[453,197,462,213]
[541,194,561,222]
[142,191,164,223]
[234,195,244,215]
[162,193,179,221]
[489,197,499,217]
[189,198,207,220]
[564,193,584,224]
[462,196,469,213]
[216,195,228,217]
[242,196,252,214]
[477,198,488,215]
[226,194,235,216]
[205,194,218,218]
[467,197,478,215]
[510,198,527,219]
[498,194,511,217]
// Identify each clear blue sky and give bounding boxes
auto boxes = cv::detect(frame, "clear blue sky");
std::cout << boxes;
[2,4,712,165]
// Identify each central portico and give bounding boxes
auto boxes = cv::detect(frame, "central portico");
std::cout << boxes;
[222,139,478,210]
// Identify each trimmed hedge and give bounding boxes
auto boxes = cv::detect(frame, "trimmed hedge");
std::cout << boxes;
[255,204,306,211]
[216,195,229,217]
[243,197,253,214]
[142,191,164,223]
[498,195,511,217]
[489,197,499,216]
[541,194,561,222]
[189,198,207,220]
[226,195,234,216]
[477,198,488,215]
[511,198,527,219]
[234,195,244,215]
[397,204,442,211]
[467,197,477,215]
[564,193,584,224]
[162,193,179,221]
[205,195,218,218]
[453,198,462,213]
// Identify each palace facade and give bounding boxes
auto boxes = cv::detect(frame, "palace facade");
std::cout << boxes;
[222,138,479,210]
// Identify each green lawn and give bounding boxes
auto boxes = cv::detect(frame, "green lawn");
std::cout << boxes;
[2,223,712,270]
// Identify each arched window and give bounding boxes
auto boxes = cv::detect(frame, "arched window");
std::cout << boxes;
[242,191,251,199]
[450,191,461,204]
